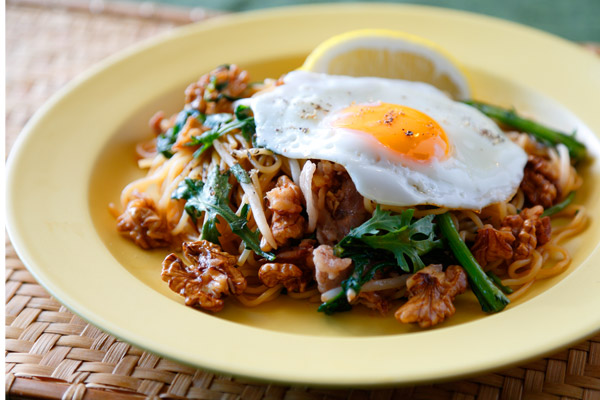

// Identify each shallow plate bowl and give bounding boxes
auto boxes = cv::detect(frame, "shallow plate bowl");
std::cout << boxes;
[6,4,600,387]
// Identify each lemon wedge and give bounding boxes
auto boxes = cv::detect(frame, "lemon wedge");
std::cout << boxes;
[301,29,471,100]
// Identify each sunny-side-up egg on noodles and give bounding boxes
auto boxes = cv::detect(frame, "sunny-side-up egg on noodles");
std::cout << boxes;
[114,64,587,328]
[248,71,527,209]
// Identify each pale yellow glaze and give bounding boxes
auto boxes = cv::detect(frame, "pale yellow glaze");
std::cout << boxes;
[6,4,600,387]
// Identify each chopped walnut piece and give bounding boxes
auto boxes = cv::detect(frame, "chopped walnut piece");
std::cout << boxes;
[521,155,560,208]
[161,240,247,312]
[502,206,551,260]
[313,244,353,293]
[258,263,309,292]
[312,161,370,245]
[184,65,252,115]
[395,265,467,328]
[116,193,171,249]
[470,224,516,267]
[266,175,306,246]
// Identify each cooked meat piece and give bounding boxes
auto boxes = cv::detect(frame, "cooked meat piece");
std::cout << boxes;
[502,206,551,261]
[266,175,306,246]
[258,263,310,292]
[274,239,316,270]
[261,239,317,292]
[354,291,390,315]
[313,244,353,293]
[470,224,516,267]
[312,161,370,245]
[161,240,246,312]
[267,176,304,214]
[116,193,171,249]
[521,155,559,208]
[395,265,467,328]
[184,64,252,115]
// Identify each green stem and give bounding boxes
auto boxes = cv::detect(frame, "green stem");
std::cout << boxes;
[486,271,514,294]
[437,213,510,313]
[542,191,576,217]
[464,100,587,162]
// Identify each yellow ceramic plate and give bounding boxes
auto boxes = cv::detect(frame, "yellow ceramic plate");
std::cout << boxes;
[6,4,600,387]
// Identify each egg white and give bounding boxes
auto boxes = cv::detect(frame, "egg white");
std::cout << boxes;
[249,71,528,210]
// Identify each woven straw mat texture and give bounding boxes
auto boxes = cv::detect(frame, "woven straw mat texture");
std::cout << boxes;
[5,2,600,399]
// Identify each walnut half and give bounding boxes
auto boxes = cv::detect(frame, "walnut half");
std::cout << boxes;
[116,193,171,250]
[471,206,552,266]
[161,240,246,312]
[258,263,309,292]
[521,155,559,208]
[395,265,467,328]
[502,206,551,261]
[471,224,515,267]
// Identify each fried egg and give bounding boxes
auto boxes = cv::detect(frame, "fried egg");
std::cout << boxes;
[249,71,528,210]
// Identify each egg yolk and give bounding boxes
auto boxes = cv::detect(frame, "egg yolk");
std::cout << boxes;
[332,102,449,162]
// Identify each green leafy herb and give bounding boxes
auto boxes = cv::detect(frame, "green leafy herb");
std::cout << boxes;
[188,106,256,157]
[318,206,442,314]
[235,104,253,120]
[171,177,204,203]
[203,66,243,103]
[172,166,275,260]
[542,191,576,217]
[230,163,251,184]
[157,108,203,158]
[317,290,353,314]
[335,207,441,272]
[204,113,234,128]
[234,104,256,142]
[464,100,587,161]
[204,74,228,101]
[318,257,393,315]
[437,212,509,313]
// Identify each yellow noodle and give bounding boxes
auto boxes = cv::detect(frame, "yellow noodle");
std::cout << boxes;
[237,285,283,307]
[287,288,320,300]
[510,190,524,211]
[138,158,154,169]
[507,279,535,301]
[244,285,270,295]
[460,210,485,229]
[553,205,588,243]
[502,250,542,286]
[537,243,571,279]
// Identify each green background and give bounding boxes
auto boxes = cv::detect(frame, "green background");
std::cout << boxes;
[139,0,600,42]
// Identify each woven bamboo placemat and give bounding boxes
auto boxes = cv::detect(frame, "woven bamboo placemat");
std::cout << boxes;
[5,2,600,399]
